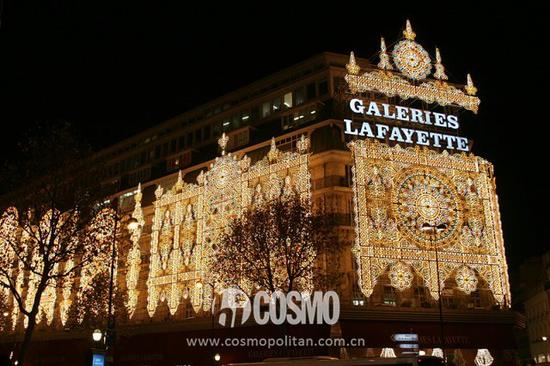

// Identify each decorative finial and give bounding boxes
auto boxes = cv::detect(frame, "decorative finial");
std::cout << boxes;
[346,51,360,75]
[135,183,142,203]
[218,133,229,155]
[403,19,416,40]
[197,170,205,186]
[465,73,478,95]
[296,134,310,153]
[267,137,279,163]
[154,184,163,199]
[433,48,448,81]
[377,37,393,71]
[174,170,184,191]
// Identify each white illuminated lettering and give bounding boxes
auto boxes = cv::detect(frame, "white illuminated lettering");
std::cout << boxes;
[410,108,425,124]
[366,101,382,116]
[456,137,469,151]
[447,115,459,129]
[389,126,405,142]
[416,130,430,145]
[359,122,374,137]
[430,133,443,147]
[344,119,359,135]
[395,106,409,121]
[401,128,415,143]
[382,104,395,119]
[433,112,447,127]
[376,124,390,139]
[424,111,433,125]
[350,99,365,114]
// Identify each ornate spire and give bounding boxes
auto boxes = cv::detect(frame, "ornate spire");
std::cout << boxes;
[218,133,229,155]
[174,170,184,192]
[403,19,416,40]
[433,47,448,81]
[465,73,478,95]
[346,51,360,75]
[377,37,393,71]
[135,183,142,203]
[267,137,279,163]
[154,184,163,199]
[296,134,310,153]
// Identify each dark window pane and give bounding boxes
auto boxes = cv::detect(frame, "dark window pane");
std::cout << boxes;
[307,83,316,99]
[318,80,328,95]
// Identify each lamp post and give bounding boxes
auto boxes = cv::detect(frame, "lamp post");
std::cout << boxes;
[92,329,103,342]
[420,222,447,361]
[105,206,118,356]
[105,200,139,363]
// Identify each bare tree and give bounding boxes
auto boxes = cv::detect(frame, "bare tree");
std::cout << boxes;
[65,269,128,330]
[211,193,340,295]
[0,122,113,365]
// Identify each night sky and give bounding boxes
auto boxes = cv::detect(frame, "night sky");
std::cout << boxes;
[0,3,547,271]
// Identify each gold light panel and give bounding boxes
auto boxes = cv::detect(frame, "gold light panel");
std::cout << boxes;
[350,139,510,305]
[345,20,480,113]
[146,135,311,316]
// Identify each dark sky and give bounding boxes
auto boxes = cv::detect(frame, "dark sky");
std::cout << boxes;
[0,2,547,270]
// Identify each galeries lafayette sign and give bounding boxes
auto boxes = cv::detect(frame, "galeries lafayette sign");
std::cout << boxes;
[344,98,469,152]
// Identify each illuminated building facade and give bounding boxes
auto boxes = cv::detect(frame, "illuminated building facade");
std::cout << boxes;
[1,20,521,366]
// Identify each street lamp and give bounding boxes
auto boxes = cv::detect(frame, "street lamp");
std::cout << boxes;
[105,204,141,357]
[542,336,548,342]
[126,217,140,231]
[214,353,221,362]
[92,329,103,342]
[420,222,447,360]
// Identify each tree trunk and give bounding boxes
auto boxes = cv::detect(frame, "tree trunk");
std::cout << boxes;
[17,310,37,366]
[17,278,47,366]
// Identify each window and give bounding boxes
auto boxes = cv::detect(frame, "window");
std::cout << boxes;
[272,97,281,112]
[318,79,328,95]
[306,83,316,99]
[178,135,186,150]
[203,125,211,140]
[167,157,180,171]
[383,286,397,306]
[241,110,251,123]
[213,122,221,137]
[294,87,305,106]
[261,102,271,118]
[283,92,293,108]
[345,165,353,187]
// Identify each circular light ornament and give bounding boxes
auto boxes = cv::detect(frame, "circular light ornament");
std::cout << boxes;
[394,169,462,249]
[392,40,432,80]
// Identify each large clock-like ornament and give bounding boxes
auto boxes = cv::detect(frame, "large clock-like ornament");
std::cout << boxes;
[394,168,462,249]
[392,40,432,80]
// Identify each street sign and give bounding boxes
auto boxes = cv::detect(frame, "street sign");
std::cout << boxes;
[92,353,105,366]
[391,333,418,342]
[398,343,419,349]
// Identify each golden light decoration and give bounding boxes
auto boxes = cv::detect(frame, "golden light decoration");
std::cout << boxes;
[455,266,478,294]
[346,51,360,75]
[344,20,481,113]
[392,43,431,81]
[350,139,510,305]
[394,168,462,249]
[145,134,311,316]
[433,48,448,81]
[377,37,393,71]
[475,349,494,366]
[388,261,414,291]
[126,183,145,318]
